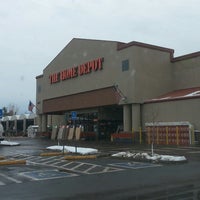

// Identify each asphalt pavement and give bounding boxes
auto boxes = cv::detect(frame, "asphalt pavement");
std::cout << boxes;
[1,136,200,160]
[1,137,200,199]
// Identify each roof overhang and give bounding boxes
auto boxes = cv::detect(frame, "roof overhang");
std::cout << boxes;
[43,86,120,114]
[144,87,200,104]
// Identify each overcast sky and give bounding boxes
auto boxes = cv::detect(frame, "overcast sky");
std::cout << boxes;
[0,0,200,114]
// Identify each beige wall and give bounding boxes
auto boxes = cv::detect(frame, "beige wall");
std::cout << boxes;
[173,56,200,90]
[142,98,200,130]
[48,115,65,127]
[42,39,119,100]
[129,46,173,102]
[36,75,43,114]
[36,38,200,133]
[37,38,174,109]
[141,55,200,132]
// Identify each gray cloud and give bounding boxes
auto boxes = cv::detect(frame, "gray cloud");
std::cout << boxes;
[0,0,200,113]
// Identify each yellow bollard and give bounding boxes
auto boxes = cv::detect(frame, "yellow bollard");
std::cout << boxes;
[147,127,150,145]
[156,127,159,145]
[166,127,169,145]
[139,127,142,144]
[176,126,179,146]
[132,128,134,144]
[64,155,97,160]
[191,126,195,145]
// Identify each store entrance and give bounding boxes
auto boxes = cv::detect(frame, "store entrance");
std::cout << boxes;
[68,105,123,140]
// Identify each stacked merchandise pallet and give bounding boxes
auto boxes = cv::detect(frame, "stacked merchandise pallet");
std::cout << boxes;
[51,125,82,141]
[145,122,194,146]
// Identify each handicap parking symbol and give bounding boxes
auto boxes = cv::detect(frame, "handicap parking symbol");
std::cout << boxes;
[20,169,77,180]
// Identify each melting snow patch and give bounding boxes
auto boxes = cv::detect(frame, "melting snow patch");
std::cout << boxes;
[47,145,98,155]
[0,140,20,146]
[112,151,187,163]
[185,91,200,97]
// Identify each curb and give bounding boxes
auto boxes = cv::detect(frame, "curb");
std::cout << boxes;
[64,155,97,160]
[97,153,111,158]
[40,152,67,156]
[0,160,26,166]
[111,156,188,164]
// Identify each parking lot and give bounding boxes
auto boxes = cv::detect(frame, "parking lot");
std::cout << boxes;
[0,150,164,186]
[1,137,200,200]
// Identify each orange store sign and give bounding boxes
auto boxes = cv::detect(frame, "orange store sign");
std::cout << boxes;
[49,57,104,84]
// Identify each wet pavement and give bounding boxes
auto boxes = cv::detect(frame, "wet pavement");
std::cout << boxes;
[1,136,200,160]
[1,137,200,199]
[0,137,56,156]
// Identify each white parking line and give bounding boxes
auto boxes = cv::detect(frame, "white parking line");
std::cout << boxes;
[70,163,85,170]
[0,181,5,186]
[52,161,66,166]
[8,154,124,175]
[19,169,78,181]
[83,165,97,173]
[0,173,22,184]
[102,166,112,173]
[42,159,62,165]
[109,162,161,170]
[61,161,76,167]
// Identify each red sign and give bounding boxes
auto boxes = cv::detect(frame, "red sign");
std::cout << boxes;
[49,57,104,84]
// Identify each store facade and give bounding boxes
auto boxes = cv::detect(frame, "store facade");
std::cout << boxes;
[1,113,37,135]
[36,38,200,142]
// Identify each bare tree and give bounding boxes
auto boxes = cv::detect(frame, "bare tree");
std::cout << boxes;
[146,105,159,156]
[2,107,8,116]
[3,104,19,116]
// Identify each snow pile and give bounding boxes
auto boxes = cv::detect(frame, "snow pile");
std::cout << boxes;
[47,145,98,155]
[112,151,187,163]
[185,91,200,97]
[0,140,20,146]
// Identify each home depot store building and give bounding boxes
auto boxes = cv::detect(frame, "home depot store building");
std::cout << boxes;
[36,38,200,144]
